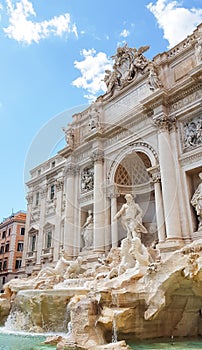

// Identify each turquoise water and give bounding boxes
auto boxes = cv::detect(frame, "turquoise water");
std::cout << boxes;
[128,338,202,349]
[0,332,202,350]
[0,331,56,350]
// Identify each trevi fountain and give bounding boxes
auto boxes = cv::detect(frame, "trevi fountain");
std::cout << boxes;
[1,24,202,350]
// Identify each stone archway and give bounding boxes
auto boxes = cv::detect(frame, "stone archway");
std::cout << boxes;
[113,151,157,246]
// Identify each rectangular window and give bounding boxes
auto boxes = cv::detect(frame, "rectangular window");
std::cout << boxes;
[17,242,24,252]
[31,235,36,252]
[35,191,39,206]
[3,260,7,271]
[0,246,4,254]
[0,260,2,270]
[8,228,11,236]
[5,244,9,252]
[20,227,25,235]
[46,231,52,248]
[2,231,6,239]
[50,185,55,200]
[15,260,22,269]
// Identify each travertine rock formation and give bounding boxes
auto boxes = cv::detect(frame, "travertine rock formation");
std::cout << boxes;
[2,239,202,349]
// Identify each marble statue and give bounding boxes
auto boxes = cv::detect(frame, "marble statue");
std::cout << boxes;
[64,256,83,279]
[81,210,94,250]
[191,172,202,231]
[147,61,162,91]
[35,250,70,279]
[102,44,150,100]
[118,236,150,275]
[104,69,120,96]
[81,168,94,192]
[114,194,147,239]
[88,105,100,131]
[62,125,74,149]
[118,238,136,275]
[147,240,161,263]
[129,236,150,267]
[183,117,202,149]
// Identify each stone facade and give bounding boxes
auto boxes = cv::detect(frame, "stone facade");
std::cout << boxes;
[22,24,202,274]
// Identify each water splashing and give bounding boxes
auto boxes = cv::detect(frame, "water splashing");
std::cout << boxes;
[112,316,118,343]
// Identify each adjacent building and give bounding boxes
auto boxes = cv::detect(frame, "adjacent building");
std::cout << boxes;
[22,24,202,275]
[0,211,26,291]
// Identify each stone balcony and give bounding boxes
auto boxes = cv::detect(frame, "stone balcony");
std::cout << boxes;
[41,247,54,263]
[25,251,37,265]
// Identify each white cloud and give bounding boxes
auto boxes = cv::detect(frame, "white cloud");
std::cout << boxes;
[147,0,202,48]
[72,48,113,102]
[120,29,130,38]
[3,0,78,44]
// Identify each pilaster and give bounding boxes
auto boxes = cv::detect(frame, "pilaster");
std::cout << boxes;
[54,178,64,261]
[91,149,105,253]
[36,185,47,265]
[148,167,166,243]
[64,163,76,258]
[154,113,182,241]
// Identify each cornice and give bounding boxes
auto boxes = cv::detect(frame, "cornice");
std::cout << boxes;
[179,147,202,167]
[141,88,169,111]
[168,78,202,108]
[58,145,72,159]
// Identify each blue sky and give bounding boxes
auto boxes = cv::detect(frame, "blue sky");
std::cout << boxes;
[0,0,202,221]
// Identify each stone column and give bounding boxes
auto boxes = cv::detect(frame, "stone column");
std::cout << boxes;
[22,192,33,269]
[73,166,80,257]
[154,114,182,241]
[150,172,166,242]
[110,193,119,248]
[54,178,64,261]
[170,130,190,240]
[64,164,76,258]
[36,186,47,266]
[92,150,105,253]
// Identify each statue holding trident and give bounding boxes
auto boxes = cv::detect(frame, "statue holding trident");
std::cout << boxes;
[114,194,147,240]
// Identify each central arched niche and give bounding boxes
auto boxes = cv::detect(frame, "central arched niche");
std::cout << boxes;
[114,151,157,246]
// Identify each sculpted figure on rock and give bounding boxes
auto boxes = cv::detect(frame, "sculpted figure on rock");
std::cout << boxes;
[114,194,147,240]
[35,250,70,279]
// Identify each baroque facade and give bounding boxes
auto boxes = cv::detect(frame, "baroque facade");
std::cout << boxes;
[22,24,202,274]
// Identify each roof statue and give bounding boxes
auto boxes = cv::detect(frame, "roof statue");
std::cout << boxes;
[62,124,75,149]
[101,43,159,100]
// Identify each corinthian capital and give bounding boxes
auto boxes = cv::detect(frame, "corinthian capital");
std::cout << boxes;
[91,149,104,163]
[26,193,33,204]
[65,164,76,176]
[56,178,64,191]
[147,166,161,183]
[153,114,176,132]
